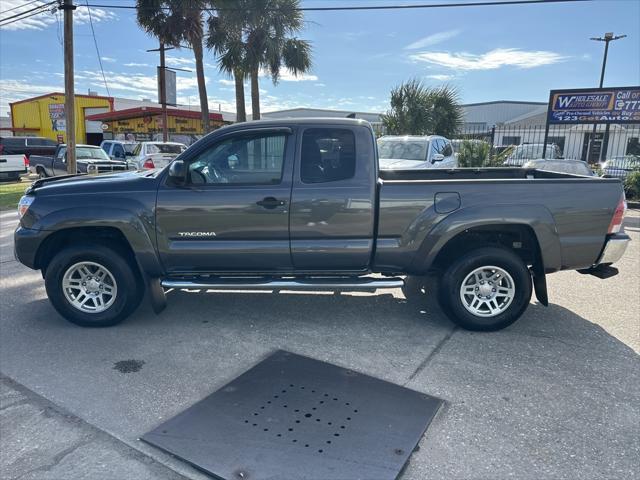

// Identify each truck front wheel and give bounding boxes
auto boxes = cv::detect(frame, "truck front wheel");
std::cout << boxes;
[439,247,532,331]
[44,244,143,327]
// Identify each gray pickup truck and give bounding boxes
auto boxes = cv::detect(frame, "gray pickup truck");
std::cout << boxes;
[14,119,629,331]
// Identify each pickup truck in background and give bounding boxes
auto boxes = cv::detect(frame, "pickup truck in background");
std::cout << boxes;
[0,150,28,182]
[14,119,629,332]
[30,144,130,178]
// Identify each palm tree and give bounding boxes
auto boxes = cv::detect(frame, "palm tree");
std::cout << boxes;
[381,80,462,136]
[208,0,311,121]
[136,0,211,132]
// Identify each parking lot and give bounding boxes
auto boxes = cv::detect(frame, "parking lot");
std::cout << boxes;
[1,209,639,480]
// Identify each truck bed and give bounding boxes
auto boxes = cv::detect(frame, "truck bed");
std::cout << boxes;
[375,167,624,274]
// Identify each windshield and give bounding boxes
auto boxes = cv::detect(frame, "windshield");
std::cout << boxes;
[377,139,428,161]
[510,144,545,159]
[123,144,138,154]
[76,147,110,161]
[147,143,185,154]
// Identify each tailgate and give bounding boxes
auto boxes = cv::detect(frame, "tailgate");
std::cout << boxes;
[0,154,26,173]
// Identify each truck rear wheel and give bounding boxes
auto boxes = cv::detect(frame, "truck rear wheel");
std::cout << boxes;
[438,247,532,331]
[44,244,143,327]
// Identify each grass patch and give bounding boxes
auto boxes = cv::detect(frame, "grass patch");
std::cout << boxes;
[0,180,30,210]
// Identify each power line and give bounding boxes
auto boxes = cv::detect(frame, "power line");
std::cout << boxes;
[84,0,593,12]
[0,0,43,15]
[0,2,57,27]
[84,0,111,96]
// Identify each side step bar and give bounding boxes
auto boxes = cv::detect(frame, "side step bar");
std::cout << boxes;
[161,276,404,291]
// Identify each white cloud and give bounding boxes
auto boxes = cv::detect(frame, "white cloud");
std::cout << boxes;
[101,56,116,63]
[0,79,63,115]
[218,79,235,86]
[166,56,195,67]
[124,62,151,68]
[0,1,115,31]
[405,30,461,50]
[426,74,455,81]
[260,68,318,82]
[314,83,326,87]
[410,48,566,70]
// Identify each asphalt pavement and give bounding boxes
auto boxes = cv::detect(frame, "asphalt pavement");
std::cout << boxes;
[1,208,638,480]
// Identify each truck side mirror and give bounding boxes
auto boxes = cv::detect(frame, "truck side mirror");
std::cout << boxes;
[168,160,186,183]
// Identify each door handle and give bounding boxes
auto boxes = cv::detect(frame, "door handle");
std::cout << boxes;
[256,197,286,209]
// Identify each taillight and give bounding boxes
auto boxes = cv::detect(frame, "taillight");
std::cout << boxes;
[23,155,29,167]
[608,195,626,234]
[143,158,155,169]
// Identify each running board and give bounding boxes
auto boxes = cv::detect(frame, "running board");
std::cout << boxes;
[161,276,404,291]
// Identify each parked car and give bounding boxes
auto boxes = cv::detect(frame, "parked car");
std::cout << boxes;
[377,135,456,169]
[523,159,595,176]
[129,141,187,170]
[504,143,562,166]
[30,144,130,177]
[0,136,58,160]
[14,119,629,332]
[0,149,28,182]
[600,155,640,179]
[100,140,138,162]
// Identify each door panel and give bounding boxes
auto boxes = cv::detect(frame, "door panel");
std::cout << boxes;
[155,131,295,273]
[289,126,376,270]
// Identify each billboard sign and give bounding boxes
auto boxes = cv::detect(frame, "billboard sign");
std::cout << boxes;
[547,86,640,124]
[48,103,66,132]
[158,67,177,106]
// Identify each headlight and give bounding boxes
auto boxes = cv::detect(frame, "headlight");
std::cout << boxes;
[87,164,99,175]
[17,195,34,218]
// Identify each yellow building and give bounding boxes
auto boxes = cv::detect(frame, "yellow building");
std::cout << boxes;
[10,92,114,144]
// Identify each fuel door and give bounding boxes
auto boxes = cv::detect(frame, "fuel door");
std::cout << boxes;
[434,192,461,214]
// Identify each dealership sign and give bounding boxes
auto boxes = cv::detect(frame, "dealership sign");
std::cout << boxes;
[547,86,640,124]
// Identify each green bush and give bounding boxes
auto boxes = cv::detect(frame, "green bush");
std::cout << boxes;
[624,170,640,200]
[457,140,491,167]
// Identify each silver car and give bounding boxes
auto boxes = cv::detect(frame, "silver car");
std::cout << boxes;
[600,155,640,179]
[131,141,188,170]
[377,135,456,170]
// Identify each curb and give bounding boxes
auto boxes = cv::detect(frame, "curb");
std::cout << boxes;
[628,200,640,209]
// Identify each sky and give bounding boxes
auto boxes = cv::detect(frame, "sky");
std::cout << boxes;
[0,0,639,117]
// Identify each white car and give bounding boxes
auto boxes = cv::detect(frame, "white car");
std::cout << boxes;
[130,141,187,170]
[0,151,27,182]
[377,135,456,170]
[523,159,595,176]
[504,143,562,166]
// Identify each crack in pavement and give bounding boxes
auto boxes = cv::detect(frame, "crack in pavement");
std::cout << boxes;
[405,327,458,385]
[14,437,96,480]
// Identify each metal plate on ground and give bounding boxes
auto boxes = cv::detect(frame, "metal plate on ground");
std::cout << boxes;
[142,350,443,480]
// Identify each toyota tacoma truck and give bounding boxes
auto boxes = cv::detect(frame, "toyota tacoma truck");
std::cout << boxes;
[14,119,630,331]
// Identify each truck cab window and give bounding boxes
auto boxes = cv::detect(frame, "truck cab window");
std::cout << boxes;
[188,133,286,185]
[300,128,356,183]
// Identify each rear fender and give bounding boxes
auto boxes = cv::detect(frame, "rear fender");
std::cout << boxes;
[413,204,562,274]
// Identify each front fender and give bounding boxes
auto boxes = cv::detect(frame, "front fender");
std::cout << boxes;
[31,206,162,276]
[413,204,562,273]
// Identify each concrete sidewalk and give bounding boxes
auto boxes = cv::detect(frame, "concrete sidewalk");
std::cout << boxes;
[0,376,188,480]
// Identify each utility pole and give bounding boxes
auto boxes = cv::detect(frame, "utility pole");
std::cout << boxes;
[147,43,172,142]
[587,32,626,163]
[62,0,77,173]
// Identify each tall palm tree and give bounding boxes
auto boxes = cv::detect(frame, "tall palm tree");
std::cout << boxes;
[136,0,211,132]
[208,0,311,121]
[206,3,248,122]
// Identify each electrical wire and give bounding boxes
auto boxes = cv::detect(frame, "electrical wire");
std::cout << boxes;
[85,0,111,96]
[84,0,592,12]
[0,0,44,15]
[0,1,56,27]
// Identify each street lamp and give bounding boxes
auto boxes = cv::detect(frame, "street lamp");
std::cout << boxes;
[587,32,626,163]
[590,32,627,88]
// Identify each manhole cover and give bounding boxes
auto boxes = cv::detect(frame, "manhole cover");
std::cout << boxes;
[142,350,443,480]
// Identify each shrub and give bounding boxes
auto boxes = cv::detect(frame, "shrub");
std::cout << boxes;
[624,170,640,200]
[457,140,491,167]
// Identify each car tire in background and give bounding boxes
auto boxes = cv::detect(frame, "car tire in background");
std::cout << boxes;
[45,243,143,327]
[438,247,532,331]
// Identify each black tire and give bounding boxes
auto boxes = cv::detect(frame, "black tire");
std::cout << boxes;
[37,167,47,179]
[44,243,143,327]
[438,247,532,331]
